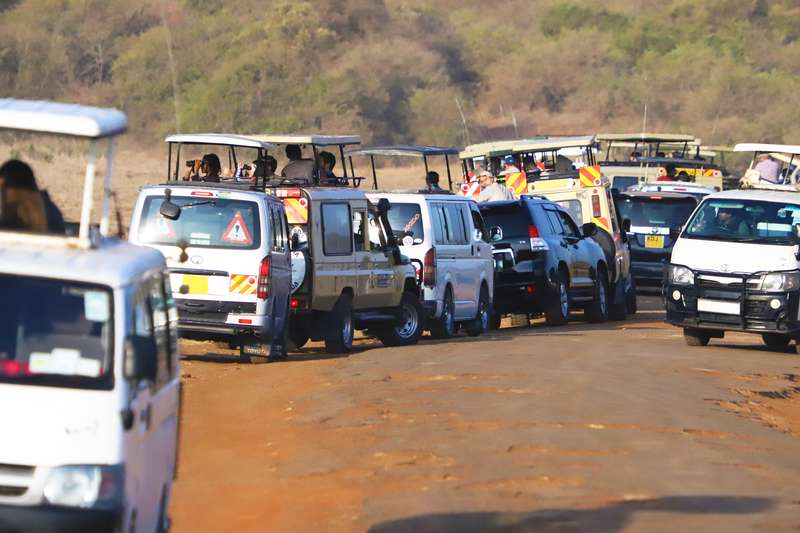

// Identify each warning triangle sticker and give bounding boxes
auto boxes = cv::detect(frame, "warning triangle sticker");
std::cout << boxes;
[221,210,253,245]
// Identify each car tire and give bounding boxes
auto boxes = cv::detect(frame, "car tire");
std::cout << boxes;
[762,333,790,348]
[684,328,710,346]
[609,286,628,321]
[325,295,354,354]
[625,284,638,315]
[429,287,456,339]
[377,291,424,347]
[287,317,309,351]
[585,272,609,323]
[490,310,502,330]
[545,273,570,326]
[465,285,491,337]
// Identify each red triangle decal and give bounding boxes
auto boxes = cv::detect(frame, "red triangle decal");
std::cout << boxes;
[221,210,253,245]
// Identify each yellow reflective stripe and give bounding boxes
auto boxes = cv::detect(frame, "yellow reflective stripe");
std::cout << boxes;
[592,216,611,233]
[284,198,308,224]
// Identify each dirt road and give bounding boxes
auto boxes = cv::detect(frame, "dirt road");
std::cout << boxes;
[170,298,800,532]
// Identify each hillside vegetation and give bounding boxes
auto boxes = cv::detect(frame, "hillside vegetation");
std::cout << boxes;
[1,0,799,149]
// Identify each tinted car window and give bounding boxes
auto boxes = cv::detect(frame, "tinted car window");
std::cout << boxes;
[432,205,446,245]
[544,208,564,235]
[558,211,581,238]
[469,204,489,242]
[480,204,531,238]
[555,199,583,225]
[444,203,467,244]
[387,202,425,245]
[321,203,352,255]
[617,196,697,229]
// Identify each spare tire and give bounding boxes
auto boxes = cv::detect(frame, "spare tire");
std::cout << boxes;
[591,228,617,281]
[290,249,309,294]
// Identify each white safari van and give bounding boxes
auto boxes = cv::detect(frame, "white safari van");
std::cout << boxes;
[666,143,800,349]
[0,100,180,533]
[350,145,495,338]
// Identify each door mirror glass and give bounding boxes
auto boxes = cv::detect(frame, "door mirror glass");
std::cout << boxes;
[124,335,158,382]
[621,218,631,233]
[490,226,503,242]
[581,222,598,238]
[159,188,181,221]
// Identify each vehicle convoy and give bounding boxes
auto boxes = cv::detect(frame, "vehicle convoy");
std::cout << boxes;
[0,100,180,533]
[597,133,725,191]
[350,145,495,338]
[665,171,800,349]
[480,195,612,326]
[239,134,425,353]
[615,191,702,288]
[129,134,293,363]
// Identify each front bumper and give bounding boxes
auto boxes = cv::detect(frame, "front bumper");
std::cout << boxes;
[664,269,800,334]
[631,260,667,286]
[0,504,122,533]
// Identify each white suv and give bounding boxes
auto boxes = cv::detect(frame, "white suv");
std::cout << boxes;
[367,192,494,338]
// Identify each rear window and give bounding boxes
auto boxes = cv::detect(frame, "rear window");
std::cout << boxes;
[616,196,696,229]
[480,204,532,238]
[138,195,262,249]
[555,199,583,224]
[387,203,425,245]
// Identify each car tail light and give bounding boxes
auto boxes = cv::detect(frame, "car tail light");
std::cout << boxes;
[257,256,270,299]
[592,194,601,218]
[528,226,549,252]
[190,190,215,197]
[423,248,436,288]
[275,188,302,198]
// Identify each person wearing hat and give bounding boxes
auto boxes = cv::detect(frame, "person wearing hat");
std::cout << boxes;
[477,169,515,203]
[499,155,520,177]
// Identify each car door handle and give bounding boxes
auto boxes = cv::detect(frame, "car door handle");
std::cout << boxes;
[140,403,152,430]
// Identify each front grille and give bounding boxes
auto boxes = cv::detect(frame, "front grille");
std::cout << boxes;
[697,274,745,290]
[744,300,769,315]
[0,464,34,475]
[0,485,27,497]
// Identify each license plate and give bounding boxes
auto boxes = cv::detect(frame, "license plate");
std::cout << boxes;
[697,298,740,315]
[645,235,665,249]
[182,274,208,295]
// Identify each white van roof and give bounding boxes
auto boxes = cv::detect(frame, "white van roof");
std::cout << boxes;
[0,239,164,288]
[0,98,127,138]
[734,143,800,156]
[165,133,275,149]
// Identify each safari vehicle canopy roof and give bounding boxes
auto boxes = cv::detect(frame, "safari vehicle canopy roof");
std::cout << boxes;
[597,133,696,143]
[511,135,595,153]
[459,140,521,160]
[0,98,127,249]
[734,143,800,156]
[347,144,459,191]
[245,134,361,146]
[165,133,275,149]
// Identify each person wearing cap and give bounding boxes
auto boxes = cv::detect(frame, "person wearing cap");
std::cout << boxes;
[477,170,515,203]
[499,155,520,177]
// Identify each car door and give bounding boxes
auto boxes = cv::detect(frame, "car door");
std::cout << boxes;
[556,209,593,287]
[457,201,481,316]
[366,208,398,308]
[469,202,494,297]
[269,202,292,332]
[441,202,473,319]
[542,206,582,287]
[430,202,456,306]
[315,201,355,310]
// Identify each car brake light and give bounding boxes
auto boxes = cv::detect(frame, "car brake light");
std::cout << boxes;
[257,256,270,299]
[650,196,663,200]
[423,248,436,288]
[290,298,301,309]
[276,188,302,198]
[528,225,549,252]
[190,190,215,197]
[592,194,601,218]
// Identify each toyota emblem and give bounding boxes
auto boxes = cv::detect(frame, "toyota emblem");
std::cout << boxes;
[190,255,203,265]
[720,263,731,272]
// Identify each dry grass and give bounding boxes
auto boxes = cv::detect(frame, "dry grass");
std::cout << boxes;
[0,140,462,235]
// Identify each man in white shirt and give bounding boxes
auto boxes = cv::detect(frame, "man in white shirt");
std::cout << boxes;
[477,170,515,203]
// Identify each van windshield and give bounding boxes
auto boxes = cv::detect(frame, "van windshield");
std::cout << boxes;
[387,203,425,245]
[617,196,696,229]
[0,275,113,390]
[684,198,800,245]
[139,195,261,249]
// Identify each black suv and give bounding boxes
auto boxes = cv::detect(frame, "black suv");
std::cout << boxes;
[480,196,611,326]
[615,191,700,288]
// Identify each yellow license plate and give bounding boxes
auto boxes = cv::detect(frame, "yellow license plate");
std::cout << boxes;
[645,235,665,249]
[182,274,209,295]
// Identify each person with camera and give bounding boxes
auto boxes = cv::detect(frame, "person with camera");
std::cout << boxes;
[184,153,222,182]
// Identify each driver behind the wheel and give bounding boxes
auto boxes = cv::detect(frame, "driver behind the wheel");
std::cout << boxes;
[713,206,751,235]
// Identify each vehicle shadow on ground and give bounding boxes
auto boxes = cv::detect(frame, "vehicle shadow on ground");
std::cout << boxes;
[367,495,774,533]
[710,342,796,355]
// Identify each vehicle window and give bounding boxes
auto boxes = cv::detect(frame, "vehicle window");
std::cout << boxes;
[162,274,179,374]
[432,205,447,245]
[444,203,467,244]
[685,199,800,244]
[0,275,113,390]
[386,202,425,245]
[138,196,261,250]
[147,277,171,388]
[558,211,581,238]
[617,196,697,229]
[353,210,366,252]
[555,199,583,225]
[469,204,489,242]
[544,209,564,235]
[271,206,285,252]
[479,204,531,238]
[606,190,620,234]
[367,210,386,252]
[321,203,352,255]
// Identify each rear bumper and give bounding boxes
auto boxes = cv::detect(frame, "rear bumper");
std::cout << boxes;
[0,504,122,533]
[493,269,551,314]
[176,298,271,341]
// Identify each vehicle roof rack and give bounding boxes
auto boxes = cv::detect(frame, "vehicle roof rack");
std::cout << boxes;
[597,133,696,143]
[0,98,127,249]
[347,144,459,191]
[165,133,275,149]
[734,143,800,156]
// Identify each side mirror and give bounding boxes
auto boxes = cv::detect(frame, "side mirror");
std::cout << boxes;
[159,189,181,221]
[621,218,631,233]
[582,222,598,238]
[489,226,503,242]
[124,335,158,382]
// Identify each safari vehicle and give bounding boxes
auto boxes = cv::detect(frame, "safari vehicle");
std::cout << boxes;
[666,186,800,350]
[129,134,292,363]
[232,134,425,353]
[522,136,636,319]
[0,100,179,533]
[735,143,800,190]
[350,145,495,338]
[458,137,548,199]
[597,133,724,191]
[480,195,611,326]
[615,191,701,288]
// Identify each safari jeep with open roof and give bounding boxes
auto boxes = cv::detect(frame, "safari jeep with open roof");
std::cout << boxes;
[0,100,180,533]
